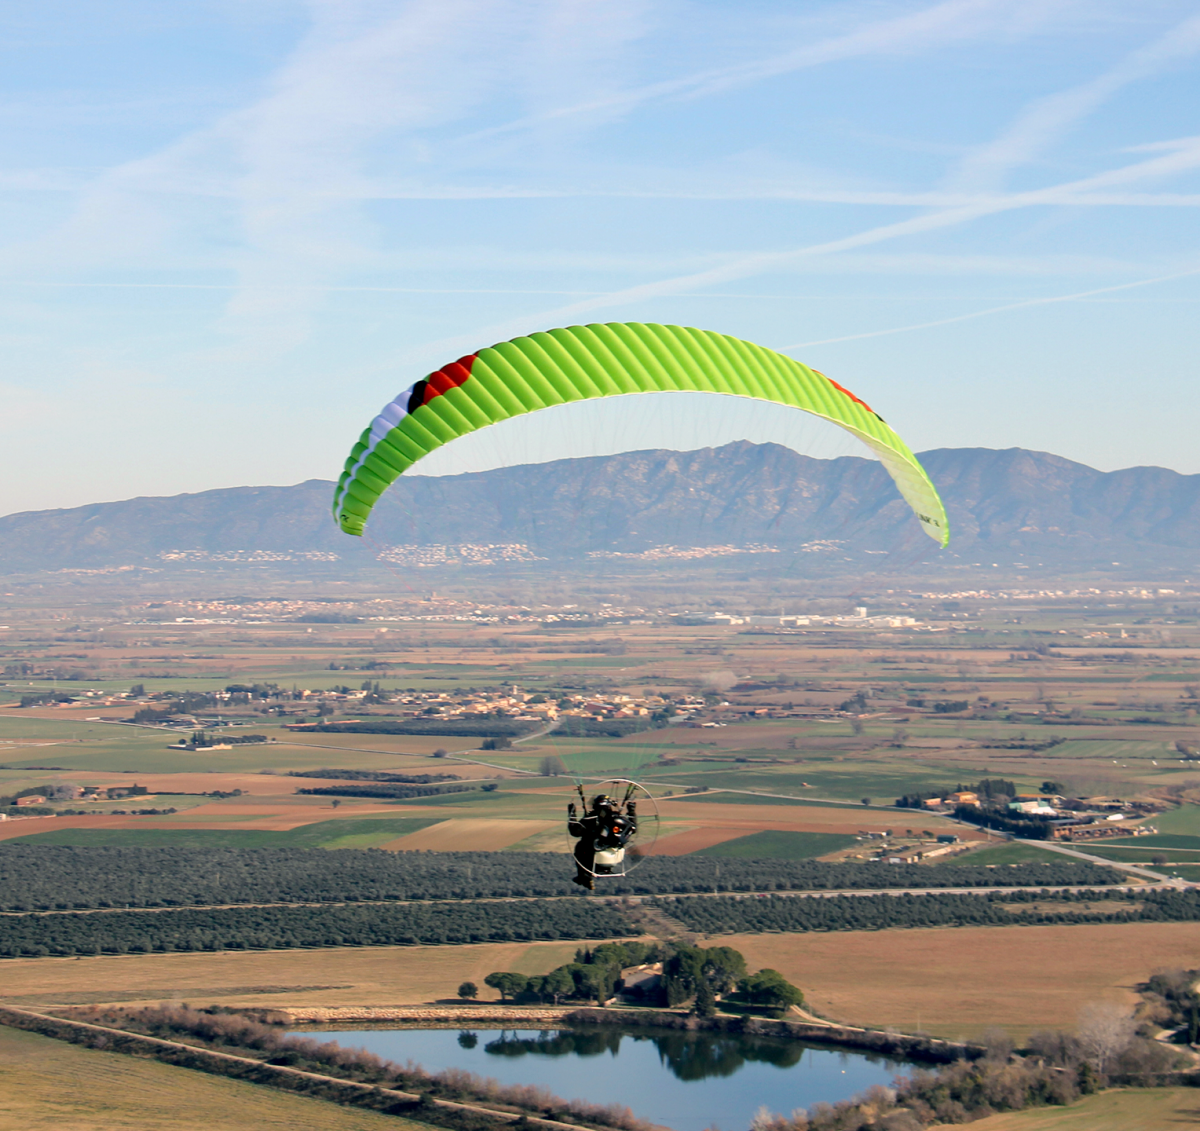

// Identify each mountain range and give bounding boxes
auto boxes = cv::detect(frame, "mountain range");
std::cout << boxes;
[1,443,1197,575]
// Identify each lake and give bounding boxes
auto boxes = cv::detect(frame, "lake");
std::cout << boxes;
[290,1025,909,1130]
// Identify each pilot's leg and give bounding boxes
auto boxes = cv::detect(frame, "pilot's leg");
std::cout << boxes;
[572,841,595,890]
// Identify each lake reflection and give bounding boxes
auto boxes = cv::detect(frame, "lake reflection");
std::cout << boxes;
[292,1026,908,1131]
[482,1029,808,1081]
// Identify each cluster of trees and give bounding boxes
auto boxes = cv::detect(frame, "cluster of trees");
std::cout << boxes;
[0,897,636,958]
[896,778,1020,810]
[55,807,179,816]
[660,944,747,1010]
[289,769,459,784]
[0,845,1121,912]
[131,690,225,723]
[658,944,799,1017]
[480,940,802,1017]
[956,808,1056,839]
[223,683,284,700]
[0,783,84,807]
[72,1003,646,1131]
[295,783,480,800]
[1142,967,1200,1044]
[983,738,1065,753]
[554,716,667,738]
[661,887,1200,936]
[186,732,267,747]
[484,941,663,1005]
[1,782,167,816]
[289,719,539,738]
[728,969,805,1015]
[17,690,74,708]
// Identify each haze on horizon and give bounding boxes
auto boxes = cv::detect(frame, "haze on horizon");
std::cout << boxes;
[1,0,1198,517]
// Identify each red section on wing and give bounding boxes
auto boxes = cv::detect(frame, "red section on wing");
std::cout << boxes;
[421,353,478,404]
[824,375,879,419]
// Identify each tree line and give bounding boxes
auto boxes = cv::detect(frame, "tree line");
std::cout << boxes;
[11,886,1199,960]
[288,769,459,783]
[0,845,1121,912]
[0,898,636,958]
[660,887,1200,935]
[295,783,481,800]
[288,719,538,738]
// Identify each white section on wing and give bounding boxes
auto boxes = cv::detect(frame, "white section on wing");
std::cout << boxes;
[335,383,419,521]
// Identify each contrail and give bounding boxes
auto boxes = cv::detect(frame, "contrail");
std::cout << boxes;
[778,265,1200,350]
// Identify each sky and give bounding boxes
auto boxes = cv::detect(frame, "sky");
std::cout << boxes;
[2,0,1199,515]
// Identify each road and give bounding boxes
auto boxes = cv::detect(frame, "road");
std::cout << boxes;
[1015,837,1182,885]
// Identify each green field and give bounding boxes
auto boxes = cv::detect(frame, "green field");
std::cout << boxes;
[694,830,858,859]
[7,815,439,849]
[1104,833,1200,850]
[942,842,1082,866]
[1082,846,1200,863]
[0,715,458,775]
[1145,804,1200,835]
[646,764,990,802]
[1050,740,1173,761]
[657,790,867,810]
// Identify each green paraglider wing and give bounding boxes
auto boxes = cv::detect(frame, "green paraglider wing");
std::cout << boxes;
[333,322,949,546]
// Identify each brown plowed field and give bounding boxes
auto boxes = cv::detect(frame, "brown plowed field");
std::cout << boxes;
[73,772,423,796]
[716,921,1200,1039]
[649,826,748,854]
[383,818,558,852]
[91,773,307,795]
[0,802,403,839]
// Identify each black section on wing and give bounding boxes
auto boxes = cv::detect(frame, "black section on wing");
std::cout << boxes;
[406,381,429,415]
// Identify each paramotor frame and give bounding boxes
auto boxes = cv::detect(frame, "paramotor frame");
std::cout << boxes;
[567,777,660,879]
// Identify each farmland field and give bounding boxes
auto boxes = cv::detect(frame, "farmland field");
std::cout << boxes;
[941,841,1079,866]
[717,921,1200,1040]
[1147,805,1200,835]
[0,939,590,1010]
[0,1025,432,1131]
[5,572,1200,1131]
[693,829,857,859]
[6,815,441,848]
[960,1088,1200,1131]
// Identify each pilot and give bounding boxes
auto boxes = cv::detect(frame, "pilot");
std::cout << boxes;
[568,793,637,890]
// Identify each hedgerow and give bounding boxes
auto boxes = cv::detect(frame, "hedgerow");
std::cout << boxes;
[0,898,635,958]
[0,845,1121,912]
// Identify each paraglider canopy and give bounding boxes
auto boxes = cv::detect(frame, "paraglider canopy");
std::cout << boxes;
[333,322,948,547]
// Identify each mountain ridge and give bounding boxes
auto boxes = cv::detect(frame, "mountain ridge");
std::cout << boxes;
[1,442,1197,574]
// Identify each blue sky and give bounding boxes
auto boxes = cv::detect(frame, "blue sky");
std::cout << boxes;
[2,0,1199,515]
